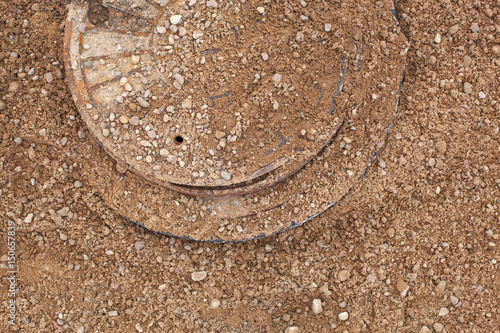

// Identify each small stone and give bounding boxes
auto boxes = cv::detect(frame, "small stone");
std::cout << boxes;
[191,271,207,281]
[170,15,182,25]
[119,115,129,124]
[129,116,139,126]
[438,307,449,316]
[44,72,54,83]
[433,323,444,333]
[338,269,350,282]
[478,91,486,99]
[173,73,185,85]
[206,0,217,8]
[428,157,436,167]
[282,314,291,321]
[257,7,265,14]
[221,171,231,180]
[262,53,269,61]
[470,23,479,33]
[265,244,272,252]
[108,311,118,317]
[131,55,140,64]
[182,97,192,109]
[136,97,150,108]
[135,323,144,332]
[160,149,169,157]
[338,311,349,321]
[8,82,19,92]
[210,299,220,309]
[450,295,459,305]
[420,326,432,333]
[325,24,332,32]
[0,102,5,110]
[215,131,226,139]
[435,281,446,294]
[272,74,282,83]
[285,327,299,333]
[434,33,442,44]
[74,181,82,188]
[463,82,472,94]
[396,279,409,297]
[312,299,323,315]
[378,159,386,168]
[24,213,34,223]
[14,137,23,145]
[134,241,145,251]
[60,233,67,241]
[492,45,500,55]
[157,26,167,34]
[436,140,447,153]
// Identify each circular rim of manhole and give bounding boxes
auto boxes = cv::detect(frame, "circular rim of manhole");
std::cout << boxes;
[64,0,407,241]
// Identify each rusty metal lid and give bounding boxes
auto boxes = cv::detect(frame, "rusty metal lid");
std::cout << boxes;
[64,0,407,241]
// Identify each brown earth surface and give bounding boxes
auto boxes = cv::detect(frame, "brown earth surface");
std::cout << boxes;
[0,0,499,332]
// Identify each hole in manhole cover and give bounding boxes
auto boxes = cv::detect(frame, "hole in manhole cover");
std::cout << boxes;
[64,0,407,242]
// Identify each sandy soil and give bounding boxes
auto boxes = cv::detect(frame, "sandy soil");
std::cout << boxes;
[0,0,499,332]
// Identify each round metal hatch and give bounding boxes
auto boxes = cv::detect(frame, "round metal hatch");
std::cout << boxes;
[64,0,407,242]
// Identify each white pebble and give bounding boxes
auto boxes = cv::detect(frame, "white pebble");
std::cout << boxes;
[338,311,349,321]
[312,299,323,314]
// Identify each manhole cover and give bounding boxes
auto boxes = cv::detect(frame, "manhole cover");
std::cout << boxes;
[64,0,407,242]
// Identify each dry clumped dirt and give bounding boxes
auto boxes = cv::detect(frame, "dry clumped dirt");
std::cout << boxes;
[0,0,499,332]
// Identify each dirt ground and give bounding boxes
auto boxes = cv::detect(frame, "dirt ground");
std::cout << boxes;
[0,0,499,332]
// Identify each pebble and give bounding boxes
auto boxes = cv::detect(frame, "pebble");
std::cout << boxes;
[206,0,217,8]
[129,116,139,126]
[450,295,459,305]
[463,82,472,94]
[108,311,118,317]
[135,323,144,332]
[325,24,332,32]
[435,281,446,294]
[272,74,282,83]
[312,299,323,314]
[215,131,226,139]
[434,33,442,44]
[210,299,220,309]
[378,159,386,168]
[257,7,265,14]
[44,72,54,83]
[338,269,350,282]
[119,115,129,124]
[420,326,432,333]
[14,137,23,145]
[433,323,444,333]
[285,327,299,333]
[262,53,269,61]
[282,314,291,321]
[170,15,182,25]
[221,171,231,181]
[478,91,485,99]
[492,45,500,54]
[428,157,436,167]
[436,140,447,153]
[74,181,82,188]
[24,213,34,223]
[438,307,449,316]
[396,279,409,297]
[134,241,145,251]
[470,23,479,33]
[338,311,349,321]
[0,102,5,110]
[191,271,207,281]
